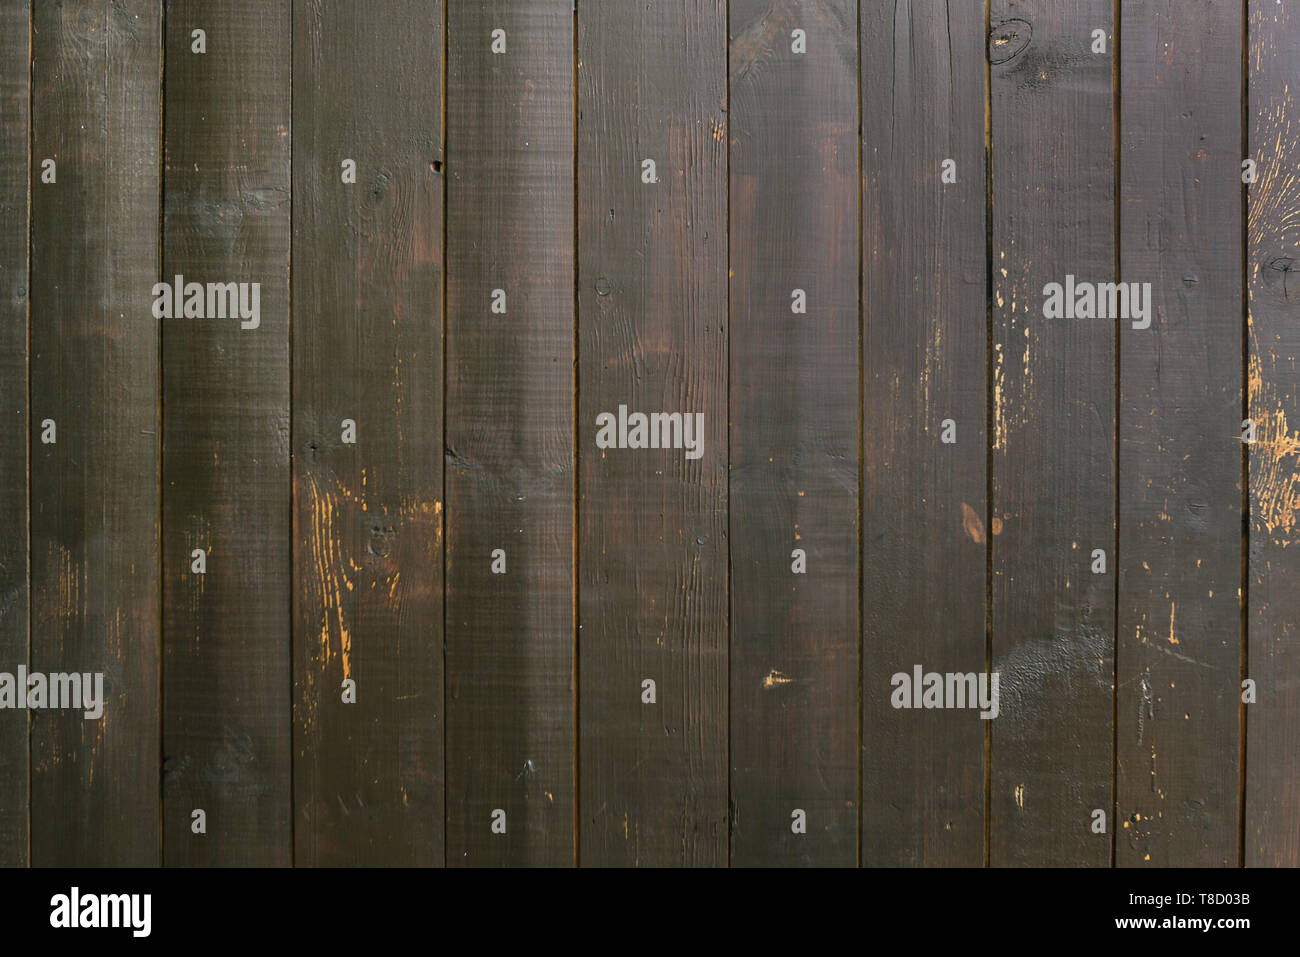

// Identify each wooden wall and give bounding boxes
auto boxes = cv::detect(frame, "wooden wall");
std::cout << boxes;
[0,0,1294,867]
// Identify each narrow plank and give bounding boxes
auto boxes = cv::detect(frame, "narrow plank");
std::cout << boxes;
[1116,0,1241,868]
[861,0,988,867]
[161,1,291,865]
[445,1,573,865]
[292,0,445,867]
[1247,0,1300,867]
[729,0,857,867]
[29,0,161,865]
[988,0,1115,866]
[0,0,30,867]
[577,1,729,866]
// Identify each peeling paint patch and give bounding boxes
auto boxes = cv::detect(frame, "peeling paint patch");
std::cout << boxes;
[762,669,794,689]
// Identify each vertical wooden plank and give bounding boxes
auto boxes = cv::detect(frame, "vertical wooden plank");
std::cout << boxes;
[989,0,1115,866]
[161,0,290,865]
[1117,0,1241,868]
[29,0,161,865]
[577,1,729,866]
[0,0,30,867]
[291,0,445,868]
[1247,0,1300,867]
[445,2,573,865]
[729,0,857,866]
[860,0,988,866]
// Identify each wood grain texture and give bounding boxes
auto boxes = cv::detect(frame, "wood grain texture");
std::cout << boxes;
[728,0,858,867]
[6,3,1300,869]
[161,0,291,865]
[989,0,1115,866]
[861,0,988,867]
[1247,0,1300,867]
[29,0,161,866]
[292,0,445,867]
[446,0,574,866]
[1117,0,1242,868]
[577,0,729,867]
[0,0,29,867]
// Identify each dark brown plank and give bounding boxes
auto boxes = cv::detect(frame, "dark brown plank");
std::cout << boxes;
[291,0,445,867]
[989,0,1115,866]
[0,0,29,867]
[861,0,988,867]
[445,1,573,866]
[29,0,161,865]
[577,1,729,866]
[1116,0,1242,868]
[161,0,291,865]
[1247,0,1300,867]
[729,0,857,867]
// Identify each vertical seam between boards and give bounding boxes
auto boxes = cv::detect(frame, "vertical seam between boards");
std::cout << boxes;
[723,0,733,869]
[25,0,34,869]
[440,0,449,869]
[856,0,865,870]
[983,0,994,870]
[1238,0,1250,870]
[286,0,296,869]
[572,0,581,870]
[1111,0,1121,870]
[157,0,167,868]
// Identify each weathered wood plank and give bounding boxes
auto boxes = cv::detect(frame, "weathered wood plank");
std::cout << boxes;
[989,0,1115,866]
[446,0,574,866]
[0,0,30,867]
[861,0,988,867]
[577,0,729,866]
[1247,0,1300,867]
[29,0,161,865]
[728,0,858,867]
[291,0,445,867]
[1117,0,1242,868]
[161,0,291,865]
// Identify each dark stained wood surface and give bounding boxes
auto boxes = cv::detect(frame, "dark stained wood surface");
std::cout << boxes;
[729,0,859,869]
[577,0,730,866]
[0,0,1290,868]
[292,0,445,867]
[0,0,30,867]
[445,0,574,866]
[161,0,291,865]
[989,0,1116,866]
[29,0,161,866]
[862,0,988,867]
[1247,0,1300,867]
[1117,0,1242,867]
